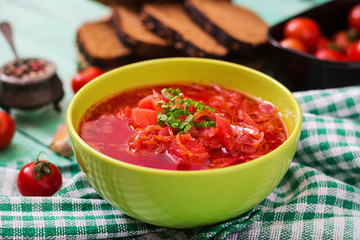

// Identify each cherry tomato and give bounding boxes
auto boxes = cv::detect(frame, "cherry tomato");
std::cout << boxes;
[348,4,360,33]
[17,153,62,196]
[331,30,357,52]
[279,37,307,53]
[283,17,321,53]
[71,66,104,93]
[0,111,16,150]
[315,49,347,61]
[347,40,360,61]
[316,36,330,51]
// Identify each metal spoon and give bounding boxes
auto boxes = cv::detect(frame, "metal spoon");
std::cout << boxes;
[0,22,21,64]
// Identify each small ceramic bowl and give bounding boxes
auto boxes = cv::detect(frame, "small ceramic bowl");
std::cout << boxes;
[66,58,302,228]
[267,0,360,91]
[0,58,64,112]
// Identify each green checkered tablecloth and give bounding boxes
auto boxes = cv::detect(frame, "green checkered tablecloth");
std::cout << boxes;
[0,85,359,239]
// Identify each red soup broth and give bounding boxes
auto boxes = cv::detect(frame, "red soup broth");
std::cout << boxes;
[79,83,288,171]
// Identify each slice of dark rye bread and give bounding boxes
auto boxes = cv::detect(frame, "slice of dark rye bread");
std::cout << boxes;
[184,0,268,57]
[111,4,175,57]
[140,3,228,58]
[76,20,140,70]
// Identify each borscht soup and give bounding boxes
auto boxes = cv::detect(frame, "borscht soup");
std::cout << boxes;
[79,83,288,171]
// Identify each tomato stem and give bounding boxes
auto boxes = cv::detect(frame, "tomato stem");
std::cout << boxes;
[32,152,53,180]
[347,28,359,42]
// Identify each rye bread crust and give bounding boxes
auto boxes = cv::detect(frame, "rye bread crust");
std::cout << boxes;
[184,0,267,58]
[76,33,139,70]
[111,6,176,57]
[140,7,228,58]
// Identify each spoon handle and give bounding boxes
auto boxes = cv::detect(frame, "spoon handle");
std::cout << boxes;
[0,22,20,63]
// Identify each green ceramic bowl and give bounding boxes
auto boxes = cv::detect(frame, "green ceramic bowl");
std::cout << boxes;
[66,58,302,228]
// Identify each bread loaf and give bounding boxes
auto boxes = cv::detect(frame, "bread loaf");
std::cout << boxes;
[141,3,228,58]
[112,5,175,57]
[185,0,268,57]
[76,20,139,70]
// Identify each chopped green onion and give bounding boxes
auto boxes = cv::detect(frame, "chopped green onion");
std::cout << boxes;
[167,88,181,96]
[184,114,194,124]
[156,88,216,133]
[157,113,168,126]
[176,99,184,104]
[161,89,174,100]
[194,120,216,128]
[206,106,215,112]
[183,124,192,133]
